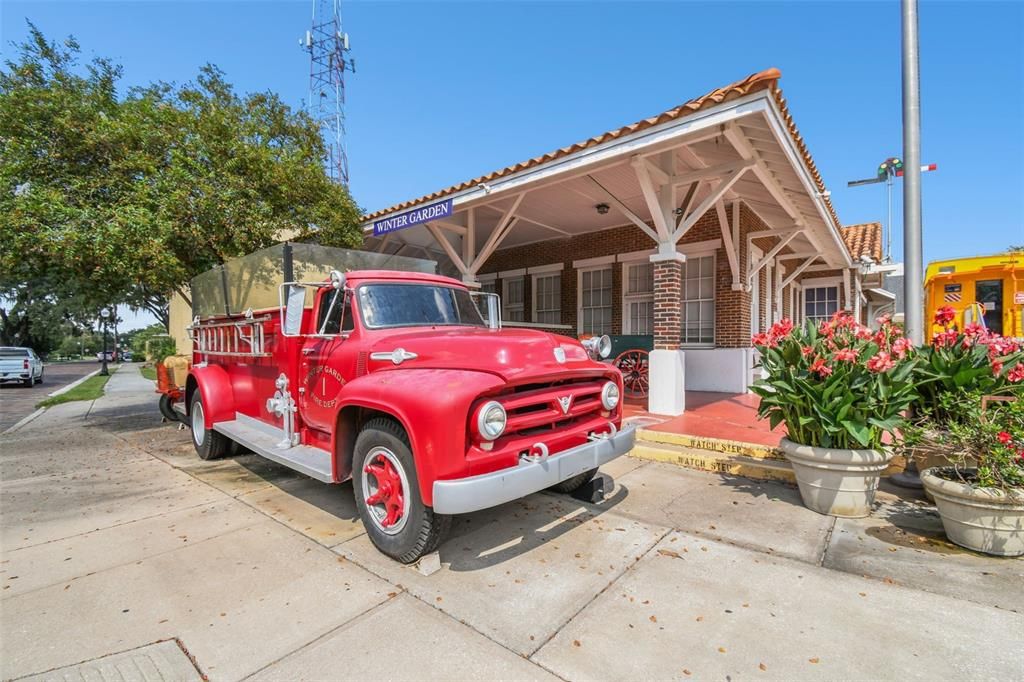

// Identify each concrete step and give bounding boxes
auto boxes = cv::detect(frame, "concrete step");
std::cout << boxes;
[629,440,796,485]
[636,428,785,461]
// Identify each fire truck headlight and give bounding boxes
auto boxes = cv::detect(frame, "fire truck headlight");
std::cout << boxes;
[476,401,507,441]
[601,381,620,411]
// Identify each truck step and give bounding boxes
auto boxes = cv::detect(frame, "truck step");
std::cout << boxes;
[213,414,334,483]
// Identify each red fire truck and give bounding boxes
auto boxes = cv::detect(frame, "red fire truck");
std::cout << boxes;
[167,244,634,563]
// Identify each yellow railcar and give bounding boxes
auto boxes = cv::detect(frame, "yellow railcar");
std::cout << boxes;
[925,251,1023,339]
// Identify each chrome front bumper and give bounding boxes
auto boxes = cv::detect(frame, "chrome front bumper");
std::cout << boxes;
[431,424,636,515]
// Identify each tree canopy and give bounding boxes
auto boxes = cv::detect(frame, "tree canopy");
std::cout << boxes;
[0,23,363,346]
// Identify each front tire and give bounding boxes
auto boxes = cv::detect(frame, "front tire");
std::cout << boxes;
[353,418,450,564]
[189,392,230,460]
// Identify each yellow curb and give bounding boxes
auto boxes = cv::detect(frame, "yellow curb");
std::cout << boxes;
[630,443,797,485]
[637,428,785,461]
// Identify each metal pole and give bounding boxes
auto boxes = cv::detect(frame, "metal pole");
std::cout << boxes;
[891,0,926,490]
[886,172,893,262]
[100,320,109,376]
[902,0,924,345]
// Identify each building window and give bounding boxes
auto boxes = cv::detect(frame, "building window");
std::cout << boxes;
[479,279,497,295]
[532,273,561,324]
[681,254,715,345]
[804,286,839,322]
[503,277,525,322]
[623,262,654,334]
[579,267,613,335]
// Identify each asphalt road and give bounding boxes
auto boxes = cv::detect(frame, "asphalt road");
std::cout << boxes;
[0,361,103,432]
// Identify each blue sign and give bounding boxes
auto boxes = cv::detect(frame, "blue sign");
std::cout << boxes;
[373,198,454,236]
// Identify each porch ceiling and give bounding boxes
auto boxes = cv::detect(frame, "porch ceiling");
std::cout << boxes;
[361,69,850,275]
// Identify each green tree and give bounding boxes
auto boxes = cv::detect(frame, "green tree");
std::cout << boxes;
[0,24,363,332]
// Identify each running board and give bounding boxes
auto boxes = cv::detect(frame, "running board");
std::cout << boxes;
[213,413,334,483]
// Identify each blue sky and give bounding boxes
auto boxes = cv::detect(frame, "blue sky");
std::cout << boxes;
[3,1,1022,328]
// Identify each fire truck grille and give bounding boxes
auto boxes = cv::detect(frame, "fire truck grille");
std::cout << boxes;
[498,378,606,438]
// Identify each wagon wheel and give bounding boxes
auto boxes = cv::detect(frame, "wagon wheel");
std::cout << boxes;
[614,349,650,399]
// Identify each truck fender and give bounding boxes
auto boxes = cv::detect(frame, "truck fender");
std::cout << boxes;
[185,364,236,429]
[333,369,505,506]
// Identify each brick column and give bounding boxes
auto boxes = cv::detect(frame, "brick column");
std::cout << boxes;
[653,260,683,350]
[649,256,686,416]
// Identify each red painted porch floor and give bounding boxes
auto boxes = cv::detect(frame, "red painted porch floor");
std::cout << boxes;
[623,391,786,449]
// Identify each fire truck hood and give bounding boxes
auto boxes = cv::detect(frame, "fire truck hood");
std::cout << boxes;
[367,327,603,383]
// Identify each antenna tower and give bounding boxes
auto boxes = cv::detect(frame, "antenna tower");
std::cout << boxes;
[301,0,354,186]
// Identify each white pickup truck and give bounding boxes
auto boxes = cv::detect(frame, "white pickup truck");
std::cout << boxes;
[0,347,44,386]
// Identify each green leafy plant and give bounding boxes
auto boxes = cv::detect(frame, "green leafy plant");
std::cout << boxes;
[938,395,1024,492]
[912,306,1024,425]
[750,312,918,449]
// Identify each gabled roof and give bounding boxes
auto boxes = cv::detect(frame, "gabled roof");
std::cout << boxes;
[841,222,883,262]
[363,68,841,231]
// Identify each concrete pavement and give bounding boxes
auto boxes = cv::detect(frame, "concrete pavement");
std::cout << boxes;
[1,365,1021,680]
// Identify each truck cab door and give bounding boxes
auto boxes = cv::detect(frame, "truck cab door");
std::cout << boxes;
[299,289,355,433]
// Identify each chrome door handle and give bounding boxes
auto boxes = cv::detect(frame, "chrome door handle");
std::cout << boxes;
[302,348,316,355]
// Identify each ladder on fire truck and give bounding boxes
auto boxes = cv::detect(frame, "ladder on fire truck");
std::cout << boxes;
[188,312,273,361]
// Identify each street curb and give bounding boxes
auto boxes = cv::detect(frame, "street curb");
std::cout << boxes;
[2,407,47,435]
[47,368,102,397]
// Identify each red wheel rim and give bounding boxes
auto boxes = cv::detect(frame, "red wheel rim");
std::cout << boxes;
[362,447,410,534]
[615,350,650,399]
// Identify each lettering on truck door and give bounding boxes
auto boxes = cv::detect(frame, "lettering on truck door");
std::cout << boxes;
[299,291,354,432]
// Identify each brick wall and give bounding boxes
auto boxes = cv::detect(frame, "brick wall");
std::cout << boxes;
[478,202,763,348]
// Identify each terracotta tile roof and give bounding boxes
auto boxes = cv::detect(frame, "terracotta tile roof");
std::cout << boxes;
[363,68,841,232]
[840,222,883,262]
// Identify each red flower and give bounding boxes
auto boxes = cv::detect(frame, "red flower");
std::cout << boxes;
[934,306,956,327]
[998,431,1012,445]
[808,356,832,377]
[876,313,892,326]
[1007,364,1024,383]
[834,348,859,363]
[751,332,776,348]
[770,318,794,339]
[933,331,959,348]
[962,323,987,338]
[866,351,896,373]
[856,327,874,341]
[992,360,1004,376]
[801,345,815,357]
[891,337,912,359]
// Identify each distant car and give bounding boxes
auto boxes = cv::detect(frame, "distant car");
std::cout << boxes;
[96,350,115,362]
[121,351,134,362]
[0,347,44,386]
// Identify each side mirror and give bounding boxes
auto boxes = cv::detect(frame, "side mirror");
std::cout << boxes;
[282,284,306,336]
[472,291,501,330]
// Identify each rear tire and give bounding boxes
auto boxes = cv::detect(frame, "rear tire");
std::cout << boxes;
[159,394,180,422]
[548,467,599,494]
[353,417,450,564]
[189,392,230,460]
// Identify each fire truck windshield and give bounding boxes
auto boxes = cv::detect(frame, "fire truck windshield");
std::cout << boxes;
[357,283,487,329]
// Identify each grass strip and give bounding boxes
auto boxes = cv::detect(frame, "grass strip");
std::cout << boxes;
[36,373,111,408]
[140,365,157,381]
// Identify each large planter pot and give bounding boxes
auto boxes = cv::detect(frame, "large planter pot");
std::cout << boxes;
[920,467,1024,557]
[779,438,893,517]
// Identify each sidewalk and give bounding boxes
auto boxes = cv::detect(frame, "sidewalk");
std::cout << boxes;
[1,366,1021,680]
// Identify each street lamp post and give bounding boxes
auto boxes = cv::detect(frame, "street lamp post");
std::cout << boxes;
[99,308,111,376]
